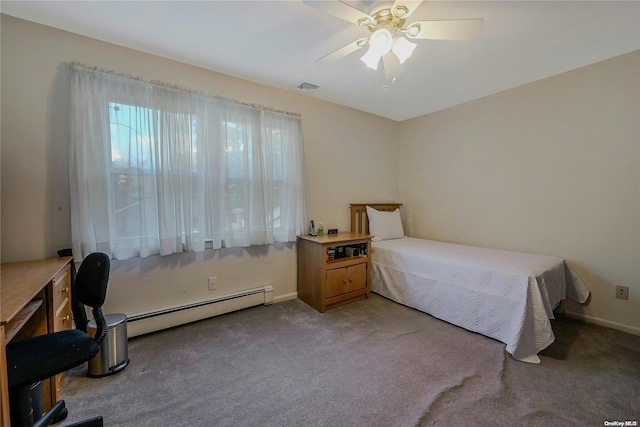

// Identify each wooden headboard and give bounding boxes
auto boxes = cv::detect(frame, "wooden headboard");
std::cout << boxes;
[350,203,402,234]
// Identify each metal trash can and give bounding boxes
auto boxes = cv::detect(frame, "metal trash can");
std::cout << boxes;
[87,313,129,377]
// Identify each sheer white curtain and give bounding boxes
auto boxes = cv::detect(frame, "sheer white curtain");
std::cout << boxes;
[70,64,308,261]
[260,110,308,244]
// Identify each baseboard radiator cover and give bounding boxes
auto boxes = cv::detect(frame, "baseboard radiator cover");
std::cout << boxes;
[127,285,273,338]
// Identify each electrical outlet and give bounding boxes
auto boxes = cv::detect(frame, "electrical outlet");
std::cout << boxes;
[208,276,217,290]
[615,285,629,300]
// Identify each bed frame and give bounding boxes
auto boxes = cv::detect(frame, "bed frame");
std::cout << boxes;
[350,203,402,234]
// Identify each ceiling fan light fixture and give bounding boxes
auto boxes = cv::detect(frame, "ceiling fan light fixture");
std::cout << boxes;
[360,46,382,70]
[361,27,393,70]
[368,28,393,54]
[392,36,416,64]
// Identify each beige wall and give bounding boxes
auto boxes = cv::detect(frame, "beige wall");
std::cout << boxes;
[0,15,399,316]
[398,50,640,333]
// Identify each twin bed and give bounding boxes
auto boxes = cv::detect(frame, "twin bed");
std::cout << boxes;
[350,203,590,363]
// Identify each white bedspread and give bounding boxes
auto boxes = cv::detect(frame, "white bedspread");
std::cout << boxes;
[371,238,590,363]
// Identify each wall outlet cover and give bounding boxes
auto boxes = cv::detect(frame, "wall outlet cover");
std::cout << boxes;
[615,285,629,300]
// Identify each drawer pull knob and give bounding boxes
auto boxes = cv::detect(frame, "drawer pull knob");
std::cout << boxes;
[62,287,69,293]
[63,315,70,322]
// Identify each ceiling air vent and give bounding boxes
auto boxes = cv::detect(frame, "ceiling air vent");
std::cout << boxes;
[296,82,320,91]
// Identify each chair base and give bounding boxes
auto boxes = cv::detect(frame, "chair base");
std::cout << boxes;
[66,416,104,427]
[9,388,101,427]
[9,386,34,426]
[9,382,56,427]
[32,401,67,427]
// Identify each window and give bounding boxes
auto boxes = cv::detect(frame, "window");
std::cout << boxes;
[222,120,285,231]
[70,64,308,261]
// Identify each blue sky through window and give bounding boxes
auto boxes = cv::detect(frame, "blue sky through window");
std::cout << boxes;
[109,102,155,170]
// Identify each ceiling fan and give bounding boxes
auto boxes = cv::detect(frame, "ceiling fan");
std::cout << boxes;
[304,0,484,79]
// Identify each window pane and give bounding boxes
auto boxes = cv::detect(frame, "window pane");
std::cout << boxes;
[109,102,154,170]
[224,120,252,232]
[109,102,200,240]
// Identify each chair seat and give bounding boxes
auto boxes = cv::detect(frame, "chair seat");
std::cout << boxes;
[7,329,100,388]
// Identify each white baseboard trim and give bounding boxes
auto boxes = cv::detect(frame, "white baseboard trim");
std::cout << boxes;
[565,310,640,336]
[274,292,298,303]
[128,285,273,338]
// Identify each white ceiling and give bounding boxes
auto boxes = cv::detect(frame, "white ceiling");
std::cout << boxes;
[2,1,639,121]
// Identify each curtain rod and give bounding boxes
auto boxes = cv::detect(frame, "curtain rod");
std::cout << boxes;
[70,62,302,119]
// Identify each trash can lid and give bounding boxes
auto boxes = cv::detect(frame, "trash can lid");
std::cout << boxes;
[87,312,127,329]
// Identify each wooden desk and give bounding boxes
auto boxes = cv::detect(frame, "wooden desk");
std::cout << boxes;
[1,256,72,427]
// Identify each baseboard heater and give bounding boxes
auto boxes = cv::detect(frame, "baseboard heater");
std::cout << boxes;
[127,285,273,338]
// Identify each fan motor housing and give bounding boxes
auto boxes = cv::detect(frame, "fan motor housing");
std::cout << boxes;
[363,8,407,33]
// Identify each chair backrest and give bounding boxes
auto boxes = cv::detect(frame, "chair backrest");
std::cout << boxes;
[75,252,110,344]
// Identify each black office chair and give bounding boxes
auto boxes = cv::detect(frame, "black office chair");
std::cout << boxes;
[6,252,111,427]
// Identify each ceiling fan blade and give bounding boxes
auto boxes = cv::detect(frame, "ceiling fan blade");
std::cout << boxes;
[391,0,424,19]
[405,19,484,40]
[316,38,369,65]
[303,0,375,26]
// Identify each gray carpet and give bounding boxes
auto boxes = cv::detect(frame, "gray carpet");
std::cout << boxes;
[60,295,640,426]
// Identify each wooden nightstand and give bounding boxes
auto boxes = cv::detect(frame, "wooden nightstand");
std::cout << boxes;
[297,232,372,313]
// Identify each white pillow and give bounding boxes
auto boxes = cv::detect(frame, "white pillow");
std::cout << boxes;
[366,206,404,242]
